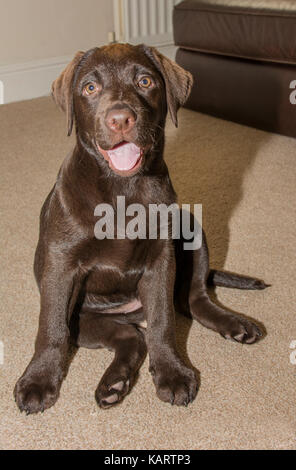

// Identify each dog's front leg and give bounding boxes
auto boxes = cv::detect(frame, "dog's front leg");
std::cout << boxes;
[139,241,198,406]
[14,260,81,414]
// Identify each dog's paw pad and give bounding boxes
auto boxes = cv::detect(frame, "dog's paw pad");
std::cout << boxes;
[101,393,119,407]
[96,377,131,409]
[110,380,126,392]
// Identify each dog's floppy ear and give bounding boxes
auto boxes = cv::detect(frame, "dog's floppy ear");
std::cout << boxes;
[51,51,84,136]
[143,45,193,127]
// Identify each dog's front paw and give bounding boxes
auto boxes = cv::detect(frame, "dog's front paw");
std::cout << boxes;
[14,374,60,415]
[151,364,198,406]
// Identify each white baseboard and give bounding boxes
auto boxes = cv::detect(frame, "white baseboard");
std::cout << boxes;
[0,80,3,104]
[0,45,177,105]
[0,55,73,104]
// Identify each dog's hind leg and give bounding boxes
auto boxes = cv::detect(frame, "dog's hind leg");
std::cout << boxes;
[176,234,263,344]
[74,312,147,408]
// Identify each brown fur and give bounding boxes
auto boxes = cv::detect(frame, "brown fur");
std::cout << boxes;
[14,44,267,414]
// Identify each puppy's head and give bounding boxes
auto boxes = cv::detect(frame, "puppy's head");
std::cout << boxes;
[52,43,193,177]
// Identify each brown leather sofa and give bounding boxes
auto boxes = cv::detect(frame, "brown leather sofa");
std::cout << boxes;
[174,0,296,138]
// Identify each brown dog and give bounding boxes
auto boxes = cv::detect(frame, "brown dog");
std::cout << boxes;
[14,44,267,414]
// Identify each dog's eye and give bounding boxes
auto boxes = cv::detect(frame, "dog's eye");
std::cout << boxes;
[138,76,153,89]
[83,82,99,96]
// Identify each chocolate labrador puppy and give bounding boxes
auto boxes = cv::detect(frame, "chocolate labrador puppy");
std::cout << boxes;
[14,44,267,414]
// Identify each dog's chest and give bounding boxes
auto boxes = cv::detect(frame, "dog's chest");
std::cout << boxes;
[82,237,149,295]
[85,262,142,297]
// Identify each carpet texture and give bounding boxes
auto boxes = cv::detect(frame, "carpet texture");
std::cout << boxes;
[0,97,295,450]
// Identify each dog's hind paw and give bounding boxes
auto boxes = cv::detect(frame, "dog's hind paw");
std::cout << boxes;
[95,376,132,409]
[219,316,263,344]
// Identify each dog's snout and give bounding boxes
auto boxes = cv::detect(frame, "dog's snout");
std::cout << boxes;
[106,106,136,134]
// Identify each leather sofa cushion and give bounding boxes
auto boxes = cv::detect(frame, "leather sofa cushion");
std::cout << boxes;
[174,0,296,64]
[176,47,296,138]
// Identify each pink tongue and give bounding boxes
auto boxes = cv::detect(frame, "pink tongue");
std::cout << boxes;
[107,143,141,171]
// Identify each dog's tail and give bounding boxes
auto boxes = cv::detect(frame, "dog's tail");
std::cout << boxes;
[207,269,270,290]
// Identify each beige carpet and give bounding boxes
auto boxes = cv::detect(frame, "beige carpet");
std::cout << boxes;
[0,97,295,450]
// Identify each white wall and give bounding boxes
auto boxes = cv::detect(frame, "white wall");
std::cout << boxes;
[0,0,114,103]
[0,0,114,65]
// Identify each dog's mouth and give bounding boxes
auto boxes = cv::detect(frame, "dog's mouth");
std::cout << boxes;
[97,141,144,176]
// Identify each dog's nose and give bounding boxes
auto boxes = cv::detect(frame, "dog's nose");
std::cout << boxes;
[106,107,136,134]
